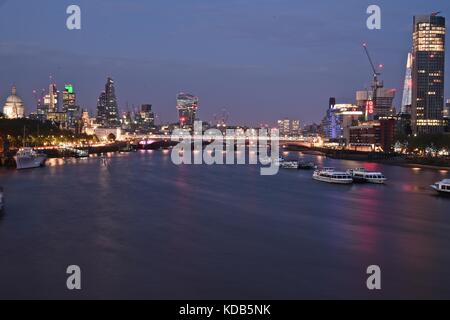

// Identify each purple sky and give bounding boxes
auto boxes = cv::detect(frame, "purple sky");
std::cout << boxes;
[0,0,449,126]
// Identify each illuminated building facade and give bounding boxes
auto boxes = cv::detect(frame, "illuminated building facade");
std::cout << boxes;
[140,104,155,130]
[412,14,446,134]
[277,119,291,137]
[276,119,300,137]
[444,99,450,119]
[2,85,25,119]
[291,120,301,137]
[43,83,59,114]
[401,52,413,114]
[356,88,396,119]
[96,77,120,128]
[62,84,80,129]
[445,99,450,131]
[176,92,198,128]
[349,119,396,152]
[323,97,363,141]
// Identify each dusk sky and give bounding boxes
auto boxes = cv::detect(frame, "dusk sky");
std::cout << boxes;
[0,0,449,125]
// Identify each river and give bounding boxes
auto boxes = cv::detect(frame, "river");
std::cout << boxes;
[0,150,449,299]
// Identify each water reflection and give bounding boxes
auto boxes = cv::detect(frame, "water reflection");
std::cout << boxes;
[0,151,450,299]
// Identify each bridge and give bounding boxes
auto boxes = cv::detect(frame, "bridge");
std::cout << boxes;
[124,134,318,149]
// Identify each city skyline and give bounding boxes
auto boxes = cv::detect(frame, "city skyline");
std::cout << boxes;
[2,1,450,302]
[0,1,449,126]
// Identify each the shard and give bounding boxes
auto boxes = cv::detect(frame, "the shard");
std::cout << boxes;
[401,52,413,114]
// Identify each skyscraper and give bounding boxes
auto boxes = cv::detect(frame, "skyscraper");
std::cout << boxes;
[62,84,80,129]
[291,120,301,137]
[96,77,120,128]
[140,104,155,130]
[412,13,446,134]
[62,84,76,113]
[444,99,450,131]
[277,119,291,137]
[445,99,450,119]
[176,92,198,128]
[356,88,396,119]
[401,52,413,114]
[44,83,59,114]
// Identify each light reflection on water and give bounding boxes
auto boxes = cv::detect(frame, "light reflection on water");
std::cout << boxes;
[0,151,449,299]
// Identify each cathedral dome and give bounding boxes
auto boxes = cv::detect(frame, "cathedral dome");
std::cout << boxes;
[3,85,25,119]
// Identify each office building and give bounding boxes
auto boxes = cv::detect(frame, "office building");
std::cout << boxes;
[412,13,446,134]
[176,92,198,128]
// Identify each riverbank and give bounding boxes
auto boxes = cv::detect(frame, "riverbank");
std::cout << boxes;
[285,146,450,171]
[0,142,135,168]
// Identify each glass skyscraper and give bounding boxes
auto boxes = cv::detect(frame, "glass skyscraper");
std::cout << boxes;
[176,92,198,128]
[96,77,120,128]
[401,53,413,114]
[62,84,79,129]
[412,14,446,134]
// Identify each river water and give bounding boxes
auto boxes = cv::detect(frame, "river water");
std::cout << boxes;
[0,151,449,299]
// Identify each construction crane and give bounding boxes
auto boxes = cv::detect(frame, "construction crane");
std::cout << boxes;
[362,43,384,120]
[213,108,230,128]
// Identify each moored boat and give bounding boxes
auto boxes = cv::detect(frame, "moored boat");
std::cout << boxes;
[431,179,450,195]
[347,168,387,184]
[14,148,47,170]
[313,168,353,184]
[280,161,299,169]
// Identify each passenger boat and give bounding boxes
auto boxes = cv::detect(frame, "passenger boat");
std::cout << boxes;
[347,168,387,184]
[260,156,285,166]
[313,168,353,184]
[280,161,299,169]
[430,179,450,195]
[14,148,47,170]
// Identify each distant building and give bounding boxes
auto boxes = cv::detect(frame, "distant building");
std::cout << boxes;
[291,120,301,137]
[276,119,288,137]
[412,14,446,134]
[356,88,396,119]
[444,99,450,119]
[121,111,133,131]
[445,99,450,131]
[276,119,301,138]
[96,77,120,128]
[303,123,321,137]
[94,127,123,142]
[81,110,94,134]
[47,111,67,125]
[349,119,396,152]
[177,92,198,129]
[62,84,80,129]
[43,83,59,114]
[396,112,412,137]
[140,104,155,130]
[2,85,25,119]
[401,52,413,115]
[322,98,363,142]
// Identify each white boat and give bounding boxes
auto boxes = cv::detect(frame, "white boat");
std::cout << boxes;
[431,179,450,195]
[280,161,299,169]
[313,168,353,184]
[260,156,285,166]
[14,147,47,170]
[347,168,387,184]
[0,187,4,213]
